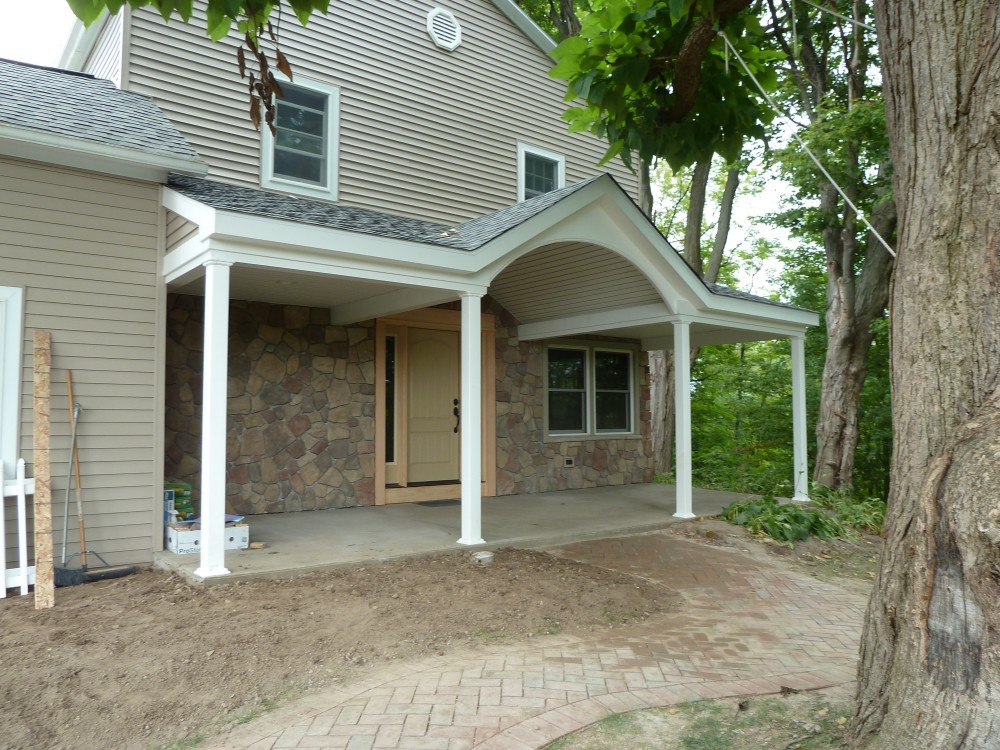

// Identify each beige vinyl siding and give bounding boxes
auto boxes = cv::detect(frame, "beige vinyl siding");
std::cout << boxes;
[491,243,663,321]
[83,11,124,85]
[165,210,197,251]
[1,157,162,567]
[126,1,640,224]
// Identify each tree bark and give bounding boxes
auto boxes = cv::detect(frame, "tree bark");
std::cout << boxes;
[855,2,1000,746]
[813,187,896,487]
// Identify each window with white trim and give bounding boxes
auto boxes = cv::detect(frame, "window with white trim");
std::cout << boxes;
[261,77,340,200]
[517,143,565,201]
[546,345,635,436]
[0,286,23,480]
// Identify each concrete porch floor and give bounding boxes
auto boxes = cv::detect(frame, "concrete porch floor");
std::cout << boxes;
[154,483,750,583]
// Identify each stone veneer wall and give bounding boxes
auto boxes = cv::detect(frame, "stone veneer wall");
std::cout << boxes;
[164,294,376,515]
[491,305,653,495]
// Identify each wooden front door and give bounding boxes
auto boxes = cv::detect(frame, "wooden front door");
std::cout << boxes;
[407,327,460,483]
[375,308,497,505]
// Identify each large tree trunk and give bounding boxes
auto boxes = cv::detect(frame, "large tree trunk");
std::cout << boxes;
[813,189,896,487]
[854,2,1000,746]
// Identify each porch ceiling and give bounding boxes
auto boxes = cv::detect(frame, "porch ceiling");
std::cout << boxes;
[170,263,402,308]
[489,242,662,323]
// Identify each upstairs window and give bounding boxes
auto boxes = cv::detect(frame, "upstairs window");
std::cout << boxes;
[517,143,565,201]
[261,77,340,200]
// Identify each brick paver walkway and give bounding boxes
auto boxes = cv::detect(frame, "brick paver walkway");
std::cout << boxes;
[205,532,866,750]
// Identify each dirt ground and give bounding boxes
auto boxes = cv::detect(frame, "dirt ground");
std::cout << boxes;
[0,520,879,750]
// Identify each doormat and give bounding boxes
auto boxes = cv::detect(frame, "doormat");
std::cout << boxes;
[415,499,462,507]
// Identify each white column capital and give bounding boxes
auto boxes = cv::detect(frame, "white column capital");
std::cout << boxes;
[458,290,484,300]
[202,259,234,269]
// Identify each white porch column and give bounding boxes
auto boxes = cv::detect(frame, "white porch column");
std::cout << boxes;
[195,260,232,578]
[673,320,695,519]
[791,335,810,502]
[458,292,485,545]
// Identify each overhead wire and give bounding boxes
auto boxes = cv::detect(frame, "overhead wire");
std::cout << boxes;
[719,32,896,258]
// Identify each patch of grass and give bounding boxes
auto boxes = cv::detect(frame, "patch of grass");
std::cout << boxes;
[475,628,511,640]
[722,496,845,546]
[154,735,206,750]
[653,472,674,485]
[601,607,638,624]
[545,711,646,750]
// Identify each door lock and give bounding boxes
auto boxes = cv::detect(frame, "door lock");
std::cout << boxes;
[453,398,460,433]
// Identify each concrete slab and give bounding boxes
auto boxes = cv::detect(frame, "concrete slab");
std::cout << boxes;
[154,483,751,583]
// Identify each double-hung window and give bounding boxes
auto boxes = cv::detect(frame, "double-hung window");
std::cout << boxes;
[517,143,565,201]
[0,286,23,480]
[546,346,635,436]
[261,77,340,200]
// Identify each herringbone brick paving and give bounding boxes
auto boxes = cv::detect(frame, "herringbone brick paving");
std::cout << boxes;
[206,532,866,750]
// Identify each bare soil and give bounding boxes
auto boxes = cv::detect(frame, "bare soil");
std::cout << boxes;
[0,548,671,750]
[0,521,880,750]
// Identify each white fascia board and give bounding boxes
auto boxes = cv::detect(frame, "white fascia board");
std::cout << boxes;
[641,313,812,350]
[518,303,672,341]
[0,125,208,182]
[489,0,557,57]
[59,14,108,70]
[162,188,217,234]
[206,238,488,295]
[210,210,485,276]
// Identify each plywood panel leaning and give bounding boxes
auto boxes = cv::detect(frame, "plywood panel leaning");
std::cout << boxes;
[33,330,54,609]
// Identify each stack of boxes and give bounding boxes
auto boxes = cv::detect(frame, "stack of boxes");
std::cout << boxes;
[163,480,250,554]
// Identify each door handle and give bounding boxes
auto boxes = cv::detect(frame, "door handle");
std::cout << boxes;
[453,398,460,433]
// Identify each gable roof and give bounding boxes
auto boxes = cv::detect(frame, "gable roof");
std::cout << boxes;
[166,173,803,313]
[0,58,206,178]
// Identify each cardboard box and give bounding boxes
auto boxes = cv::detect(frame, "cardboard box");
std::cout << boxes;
[165,523,250,555]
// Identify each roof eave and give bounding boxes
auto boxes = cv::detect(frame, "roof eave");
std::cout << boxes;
[489,0,558,57]
[0,124,209,182]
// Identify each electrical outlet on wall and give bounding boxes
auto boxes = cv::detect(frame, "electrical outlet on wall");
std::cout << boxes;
[563,457,575,467]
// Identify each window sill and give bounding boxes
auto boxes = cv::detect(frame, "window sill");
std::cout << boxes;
[544,432,641,442]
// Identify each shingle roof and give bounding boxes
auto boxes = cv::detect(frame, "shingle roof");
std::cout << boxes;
[167,173,805,312]
[0,58,201,164]
[166,173,597,250]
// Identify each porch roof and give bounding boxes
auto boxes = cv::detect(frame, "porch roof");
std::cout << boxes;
[162,173,818,346]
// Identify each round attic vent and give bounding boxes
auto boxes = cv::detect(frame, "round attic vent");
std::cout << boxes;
[427,7,462,51]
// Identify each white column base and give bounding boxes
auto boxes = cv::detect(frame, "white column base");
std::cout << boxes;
[456,537,486,546]
[673,511,696,519]
[194,565,231,579]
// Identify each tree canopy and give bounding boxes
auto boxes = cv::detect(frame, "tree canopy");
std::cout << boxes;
[548,0,781,170]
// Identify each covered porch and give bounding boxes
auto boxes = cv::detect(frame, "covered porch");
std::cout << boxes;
[161,173,818,581]
[154,482,748,582]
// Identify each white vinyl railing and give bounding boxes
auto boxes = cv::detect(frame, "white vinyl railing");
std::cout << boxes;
[2,459,35,597]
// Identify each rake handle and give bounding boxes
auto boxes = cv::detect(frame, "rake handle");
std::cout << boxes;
[66,371,87,570]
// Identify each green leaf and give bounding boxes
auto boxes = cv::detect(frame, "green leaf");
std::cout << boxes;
[65,0,105,25]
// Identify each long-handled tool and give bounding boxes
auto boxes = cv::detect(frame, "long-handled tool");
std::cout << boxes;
[55,370,137,587]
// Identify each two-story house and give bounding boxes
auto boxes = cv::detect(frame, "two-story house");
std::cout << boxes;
[1,0,816,583]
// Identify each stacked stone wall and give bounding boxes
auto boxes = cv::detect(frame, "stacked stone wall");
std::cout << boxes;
[492,305,653,495]
[164,294,376,515]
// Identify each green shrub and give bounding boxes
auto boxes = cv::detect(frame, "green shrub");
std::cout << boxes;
[810,486,887,535]
[722,495,845,545]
